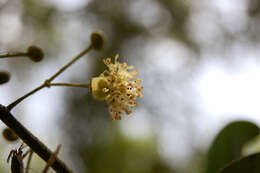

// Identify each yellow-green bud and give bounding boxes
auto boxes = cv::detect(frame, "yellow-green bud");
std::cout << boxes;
[90,31,104,50]
[0,71,10,84]
[27,45,44,62]
[91,77,109,100]
[2,128,18,142]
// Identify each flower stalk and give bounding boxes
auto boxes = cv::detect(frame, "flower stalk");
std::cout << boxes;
[0,46,44,62]
[50,83,90,88]
[7,44,93,111]
[46,45,92,83]
[0,52,27,58]
[6,31,105,110]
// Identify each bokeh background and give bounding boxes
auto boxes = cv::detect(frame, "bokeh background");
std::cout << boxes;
[1,0,260,172]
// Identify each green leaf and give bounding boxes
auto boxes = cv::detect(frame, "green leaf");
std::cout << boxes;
[218,152,260,173]
[205,121,259,173]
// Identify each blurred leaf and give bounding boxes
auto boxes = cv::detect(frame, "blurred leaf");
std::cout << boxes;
[22,0,55,26]
[218,152,260,173]
[82,132,172,173]
[157,0,198,50]
[205,121,259,173]
[248,0,260,16]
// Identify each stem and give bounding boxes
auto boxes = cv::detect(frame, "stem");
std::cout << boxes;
[0,52,27,58]
[0,105,73,173]
[46,44,92,83]
[7,44,93,111]
[25,150,33,173]
[7,84,46,111]
[50,83,90,88]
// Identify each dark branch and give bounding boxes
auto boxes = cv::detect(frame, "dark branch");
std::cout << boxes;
[0,104,73,173]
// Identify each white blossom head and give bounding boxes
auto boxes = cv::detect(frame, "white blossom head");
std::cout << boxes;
[91,54,143,121]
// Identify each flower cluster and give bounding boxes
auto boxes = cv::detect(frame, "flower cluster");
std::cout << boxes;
[91,54,143,121]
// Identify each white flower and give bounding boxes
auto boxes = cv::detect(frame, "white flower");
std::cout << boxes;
[91,54,143,121]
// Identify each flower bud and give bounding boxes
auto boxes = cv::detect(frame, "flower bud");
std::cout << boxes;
[27,45,44,62]
[0,71,10,84]
[2,128,18,142]
[91,77,109,100]
[90,31,104,50]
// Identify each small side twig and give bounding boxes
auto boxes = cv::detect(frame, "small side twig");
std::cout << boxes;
[0,52,27,58]
[7,84,46,111]
[0,105,73,173]
[50,83,90,88]
[43,144,61,173]
[25,149,33,173]
[7,44,93,111]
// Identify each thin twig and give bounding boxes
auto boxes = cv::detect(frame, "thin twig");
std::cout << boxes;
[7,44,93,111]
[50,83,90,88]
[25,150,33,173]
[0,105,73,173]
[42,144,61,173]
[7,84,46,111]
[46,44,92,83]
[0,52,27,58]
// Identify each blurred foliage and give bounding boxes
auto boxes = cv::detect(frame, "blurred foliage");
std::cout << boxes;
[218,152,260,173]
[22,0,55,27]
[82,132,172,173]
[21,0,61,54]
[205,121,259,173]
[157,0,197,49]
[248,0,260,16]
